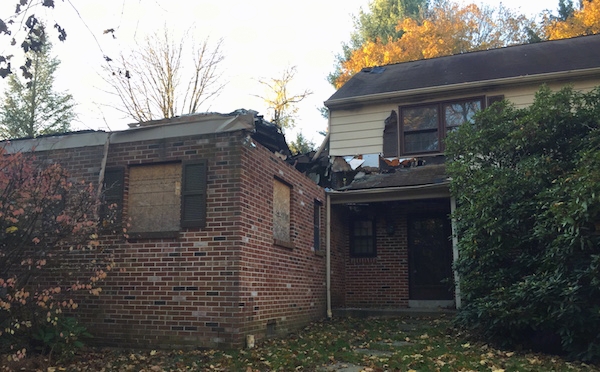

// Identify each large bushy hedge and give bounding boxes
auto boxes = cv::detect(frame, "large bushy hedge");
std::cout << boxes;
[446,86,600,361]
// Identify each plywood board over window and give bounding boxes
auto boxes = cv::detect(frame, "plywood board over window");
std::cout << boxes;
[129,163,181,235]
[273,178,292,247]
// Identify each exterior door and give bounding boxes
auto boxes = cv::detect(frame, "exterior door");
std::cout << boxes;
[408,215,453,300]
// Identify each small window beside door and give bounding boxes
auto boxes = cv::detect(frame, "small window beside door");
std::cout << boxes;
[350,218,376,257]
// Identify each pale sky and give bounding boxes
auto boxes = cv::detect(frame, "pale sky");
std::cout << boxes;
[1,0,553,144]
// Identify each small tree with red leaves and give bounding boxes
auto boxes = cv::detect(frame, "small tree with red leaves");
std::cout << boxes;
[0,146,113,361]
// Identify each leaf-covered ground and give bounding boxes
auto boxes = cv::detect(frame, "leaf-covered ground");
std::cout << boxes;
[2,314,598,371]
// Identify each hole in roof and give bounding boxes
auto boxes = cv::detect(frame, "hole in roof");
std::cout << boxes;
[361,66,386,74]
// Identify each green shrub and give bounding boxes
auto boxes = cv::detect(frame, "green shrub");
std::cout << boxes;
[33,316,91,360]
[446,86,600,361]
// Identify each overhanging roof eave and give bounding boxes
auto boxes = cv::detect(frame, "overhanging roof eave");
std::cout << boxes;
[327,182,451,205]
[324,68,600,109]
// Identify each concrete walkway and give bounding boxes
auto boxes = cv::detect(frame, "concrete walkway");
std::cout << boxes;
[318,310,453,372]
[318,341,413,371]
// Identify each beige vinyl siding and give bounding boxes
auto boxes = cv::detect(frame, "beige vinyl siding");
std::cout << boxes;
[330,104,395,156]
[329,77,600,157]
[504,78,600,108]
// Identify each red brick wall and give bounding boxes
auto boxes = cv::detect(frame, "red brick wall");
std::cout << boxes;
[25,129,326,348]
[332,204,409,308]
[330,205,347,308]
[237,141,327,341]
[330,200,450,309]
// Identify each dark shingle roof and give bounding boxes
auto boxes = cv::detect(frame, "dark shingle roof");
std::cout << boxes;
[340,164,447,191]
[326,34,600,103]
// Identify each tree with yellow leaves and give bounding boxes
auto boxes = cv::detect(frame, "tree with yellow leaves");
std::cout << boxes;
[328,0,428,87]
[545,0,600,39]
[332,1,535,88]
[256,66,312,130]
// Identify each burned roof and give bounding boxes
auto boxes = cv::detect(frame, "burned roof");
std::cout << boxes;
[3,109,291,157]
[326,34,600,105]
[251,116,292,157]
[339,163,447,191]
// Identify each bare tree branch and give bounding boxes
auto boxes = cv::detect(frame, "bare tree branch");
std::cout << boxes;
[103,26,225,122]
[255,66,312,130]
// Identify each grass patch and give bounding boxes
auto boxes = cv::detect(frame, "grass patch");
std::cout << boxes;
[2,314,598,371]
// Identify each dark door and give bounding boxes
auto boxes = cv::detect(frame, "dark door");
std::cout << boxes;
[408,215,453,300]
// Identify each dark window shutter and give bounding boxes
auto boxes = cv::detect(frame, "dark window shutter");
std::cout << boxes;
[313,201,322,251]
[181,160,207,228]
[101,168,124,227]
[487,95,505,108]
[382,110,398,157]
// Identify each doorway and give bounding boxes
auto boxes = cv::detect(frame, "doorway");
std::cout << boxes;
[408,215,453,301]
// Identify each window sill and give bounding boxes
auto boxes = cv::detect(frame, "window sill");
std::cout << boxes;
[400,152,445,158]
[273,239,294,250]
[349,256,378,264]
[314,250,325,257]
[127,231,179,241]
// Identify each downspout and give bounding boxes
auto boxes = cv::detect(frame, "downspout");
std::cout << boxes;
[326,192,332,318]
[450,196,461,309]
[95,133,113,218]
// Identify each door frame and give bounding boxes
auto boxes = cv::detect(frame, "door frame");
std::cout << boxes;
[407,213,454,302]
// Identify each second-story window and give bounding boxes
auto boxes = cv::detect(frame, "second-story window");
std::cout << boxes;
[400,97,483,154]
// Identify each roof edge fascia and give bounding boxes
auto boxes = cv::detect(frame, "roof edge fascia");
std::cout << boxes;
[325,67,600,109]
[2,113,256,153]
[327,182,450,204]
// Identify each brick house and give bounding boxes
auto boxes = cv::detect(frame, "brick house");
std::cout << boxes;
[5,110,326,348]
[322,35,600,312]
[5,35,600,350]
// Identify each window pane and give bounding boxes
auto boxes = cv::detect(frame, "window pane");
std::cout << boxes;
[350,219,376,257]
[402,105,438,131]
[353,220,372,236]
[354,238,372,255]
[404,131,439,153]
[444,100,481,127]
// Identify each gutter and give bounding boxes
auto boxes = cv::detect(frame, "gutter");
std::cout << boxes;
[328,182,451,205]
[325,67,600,109]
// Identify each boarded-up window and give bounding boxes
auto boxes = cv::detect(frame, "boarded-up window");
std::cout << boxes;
[273,179,291,245]
[129,163,181,234]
